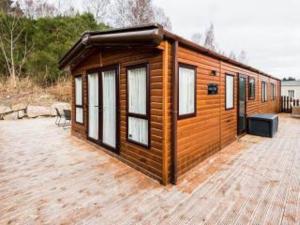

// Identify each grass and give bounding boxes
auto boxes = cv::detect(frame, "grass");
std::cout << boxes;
[0,77,71,106]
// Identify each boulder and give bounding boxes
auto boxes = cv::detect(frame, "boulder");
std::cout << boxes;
[0,105,12,119]
[27,105,53,118]
[51,102,71,116]
[12,103,27,112]
[3,112,18,120]
[18,110,26,119]
[0,105,12,114]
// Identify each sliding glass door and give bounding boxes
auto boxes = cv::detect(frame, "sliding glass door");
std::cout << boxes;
[87,66,119,152]
[101,69,117,149]
[88,72,99,140]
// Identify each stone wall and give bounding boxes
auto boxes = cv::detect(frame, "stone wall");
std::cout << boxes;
[0,102,70,120]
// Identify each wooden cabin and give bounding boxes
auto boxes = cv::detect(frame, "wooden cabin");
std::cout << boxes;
[59,24,281,185]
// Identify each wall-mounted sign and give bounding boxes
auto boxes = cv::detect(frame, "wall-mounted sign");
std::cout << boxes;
[208,84,218,95]
[210,70,217,76]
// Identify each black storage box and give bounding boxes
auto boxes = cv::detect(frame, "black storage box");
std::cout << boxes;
[247,114,278,137]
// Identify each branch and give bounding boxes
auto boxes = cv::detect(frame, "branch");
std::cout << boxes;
[17,34,34,77]
[0,36,12,76]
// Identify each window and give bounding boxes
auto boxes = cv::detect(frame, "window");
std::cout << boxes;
[127,64,149,147]
[288,90,295,98]
[225,74,234,110]
[248,77,255,100]
[261,81,268,102]
[75,75,83,124]
[178,64,196,118]
[271,83,276,100]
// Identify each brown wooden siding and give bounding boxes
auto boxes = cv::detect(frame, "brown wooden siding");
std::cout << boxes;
[69,41,280,184]
[71,47,165,182]
[176,45,281,177]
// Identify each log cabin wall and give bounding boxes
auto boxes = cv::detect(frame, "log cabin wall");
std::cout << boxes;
[71,47,165,183]
[175,45,281,178]
[69,40,280,183]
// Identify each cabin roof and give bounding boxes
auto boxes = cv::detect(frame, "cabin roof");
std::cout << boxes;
[282,80,300,86]
[59,23,280,81]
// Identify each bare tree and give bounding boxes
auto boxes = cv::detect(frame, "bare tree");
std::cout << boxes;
[18,0,57,18]
[237,50,247,63]
[85,0,110,23]
[0,0,13,13]
[191,33,202,44]
[152,6,172,31]
[0,13,33,87]
[203,23,216,51]
[228,51,237,61]
[110,0,172,30]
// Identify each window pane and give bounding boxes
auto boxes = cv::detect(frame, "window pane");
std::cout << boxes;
[128,117,148,145]
[76,107,83,123]
[128,67,146,115]
[265,83,268,101]
[179,67,195,115]
[288,90,294,98]
[75,76,83,105]
[226,75,234,109]
[249,78,255,98]
[262,82,265,101]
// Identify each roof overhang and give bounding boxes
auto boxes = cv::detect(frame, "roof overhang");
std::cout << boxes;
[59,24,164,69]
[59,23,280,81]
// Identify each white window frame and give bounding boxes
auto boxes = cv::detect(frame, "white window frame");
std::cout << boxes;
[178,64,197,119]
[126,64,150,148]
[225,74,234,110]
[288,90,295,98]
[75,75,83,124]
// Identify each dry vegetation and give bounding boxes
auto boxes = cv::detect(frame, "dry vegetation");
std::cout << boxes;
[0,77,71,107]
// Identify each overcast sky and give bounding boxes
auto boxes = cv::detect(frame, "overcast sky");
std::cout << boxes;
[153,0,300,79]
[53,0,299,79]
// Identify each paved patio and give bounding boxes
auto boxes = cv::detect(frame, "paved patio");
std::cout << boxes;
[0,114,299,225]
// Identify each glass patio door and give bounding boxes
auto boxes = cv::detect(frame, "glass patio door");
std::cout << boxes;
[101,69,117,149]
[88,72,99,140]
[238,75,247,134]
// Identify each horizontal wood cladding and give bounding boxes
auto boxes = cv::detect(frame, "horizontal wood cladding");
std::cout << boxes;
[176,45,281,177]
[69,41,280,184]
[71,47,164,182]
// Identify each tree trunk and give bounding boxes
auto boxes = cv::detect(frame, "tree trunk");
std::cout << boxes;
[10,30,16,88]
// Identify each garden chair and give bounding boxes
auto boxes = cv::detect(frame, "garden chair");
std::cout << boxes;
[55,108,62,126]
[62,109,71,127]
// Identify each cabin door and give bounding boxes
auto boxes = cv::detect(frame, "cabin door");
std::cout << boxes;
[238,74,247,135]
[88,67,119,153]
[100,68,118,151]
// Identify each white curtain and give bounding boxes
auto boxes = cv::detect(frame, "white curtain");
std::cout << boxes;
[75,108,83,123]
[226,75,234,109]
[128,117,148,145]
[75,76,83,123]
[179,67,195,115]
[102,70,116,148]
[88,73,99,140]
[128,67,147,115]
[75,77,82,105]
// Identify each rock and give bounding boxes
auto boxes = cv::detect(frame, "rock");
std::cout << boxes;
[0,105,12,114]
[3,112,18,120]
[27,105,53,118]
[0,105,12,119]
[12,103,27,111]
[51,102,71,116]
[18,110,26,119]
